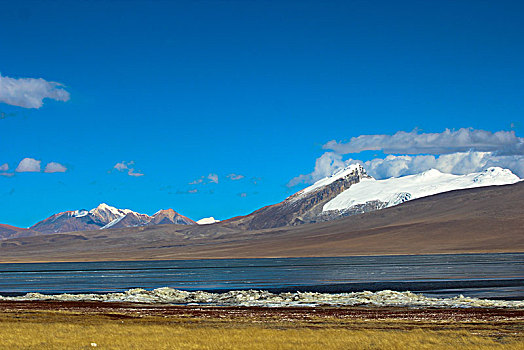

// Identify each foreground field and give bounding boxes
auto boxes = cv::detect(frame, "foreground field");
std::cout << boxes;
[0,301,522,349]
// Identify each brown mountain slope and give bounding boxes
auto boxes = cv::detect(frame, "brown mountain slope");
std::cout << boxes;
[223,165,369,230]
[0,182,523,262]
[0,224,41,241]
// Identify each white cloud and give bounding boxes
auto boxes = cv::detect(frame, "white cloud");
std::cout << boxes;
[189,177,204,185]
[113,161,144,177]
[15,158,41,172]
[362,152,524,179]
[288,152,346,187]
[208,173,219,184]
[114,161,130,171]
[44,162,67,173]
[128,169,144,177]
[324,128,524,155]
[227,173,245,181]
[1,163,12,177]
[292,151,524,184]
[0,74,70,109]
[290,129,524,186]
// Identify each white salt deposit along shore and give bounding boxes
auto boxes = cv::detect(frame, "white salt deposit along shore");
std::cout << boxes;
[1,288,523,308]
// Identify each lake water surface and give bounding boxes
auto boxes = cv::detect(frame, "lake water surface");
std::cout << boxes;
[1,253,522,300]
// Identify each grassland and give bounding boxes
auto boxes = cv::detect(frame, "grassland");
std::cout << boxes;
[0,302,522,349]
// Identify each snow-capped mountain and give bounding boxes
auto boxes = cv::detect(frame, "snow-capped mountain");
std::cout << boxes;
[224,165,520,230]
[197,217,220,225]
[30,203,195,234]
[322,167,520,217]
[7,166,522,236]
[224,164,370,230]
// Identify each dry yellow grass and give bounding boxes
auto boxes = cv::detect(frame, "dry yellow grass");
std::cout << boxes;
[0,309,522,350]
[0,324,520,350]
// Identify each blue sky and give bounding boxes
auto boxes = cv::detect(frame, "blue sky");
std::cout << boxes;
[1,0,523,227]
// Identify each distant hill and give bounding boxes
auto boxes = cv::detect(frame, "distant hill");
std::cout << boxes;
[0,224,40,241]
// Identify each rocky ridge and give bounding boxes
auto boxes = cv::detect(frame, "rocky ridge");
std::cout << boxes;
[224,164,370,230]
[224,165,521,230]
[29,203,195,234]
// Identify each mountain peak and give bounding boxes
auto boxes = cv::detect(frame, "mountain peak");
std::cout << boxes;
[151,208,196,225]
[419,168,443,177]
[298,163,370,198]
[323,167,521,214]
[153,208,176,216]
[29,203,194,234]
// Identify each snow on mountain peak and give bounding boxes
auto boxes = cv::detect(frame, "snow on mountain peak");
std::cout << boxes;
[472,167,519,183]
[298,163,368,197]
[72,210,88,218]
[418,168,443,177]
[323,167,521,213]
[89,203,135,223]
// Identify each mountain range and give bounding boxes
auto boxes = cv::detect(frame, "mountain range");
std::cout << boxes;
[0,165,521,240]
[2,179,523,262]
[27,203,195,235]
[223,165,520,230]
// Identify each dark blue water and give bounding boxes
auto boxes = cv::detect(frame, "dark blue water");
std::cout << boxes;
[0,253,522,300]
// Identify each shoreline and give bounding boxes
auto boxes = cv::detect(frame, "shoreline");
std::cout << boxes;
[1,250,523,265]
[2,299,524,319]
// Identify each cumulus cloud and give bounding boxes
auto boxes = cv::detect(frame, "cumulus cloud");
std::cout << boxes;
[15,158,41,172]
[207,173,219,184]
[227,173,245,181]
[324,128,524,156]
[113,161,144,177]
[287,152,346,187]
[361,152,524,179]
[290,128,524,186]
[0,74,70,109]
[292,151,524,184]
[44,162,67,173]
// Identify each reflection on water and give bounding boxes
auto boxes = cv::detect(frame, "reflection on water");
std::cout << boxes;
[0,253,522,300]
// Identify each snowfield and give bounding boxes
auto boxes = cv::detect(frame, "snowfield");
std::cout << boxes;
[323,167,521,213]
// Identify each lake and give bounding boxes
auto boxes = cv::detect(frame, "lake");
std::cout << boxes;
[0,253,522,300]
